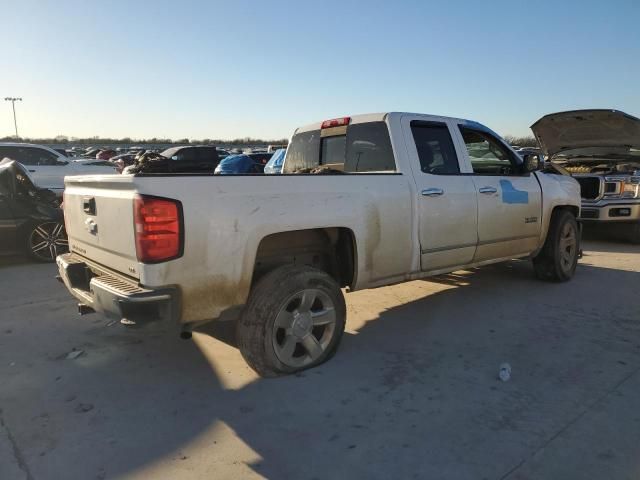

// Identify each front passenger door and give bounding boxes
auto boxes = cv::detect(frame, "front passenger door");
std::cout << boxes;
[455,125,542,261]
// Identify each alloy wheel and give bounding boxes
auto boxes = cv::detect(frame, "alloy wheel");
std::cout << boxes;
[29,222,68,262]
[558,222,577,272]
[272,289,337,368]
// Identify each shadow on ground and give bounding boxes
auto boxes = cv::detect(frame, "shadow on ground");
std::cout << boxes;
[1,253,640,479]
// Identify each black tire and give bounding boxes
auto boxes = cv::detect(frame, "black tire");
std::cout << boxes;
[626,223,640,244]
[237,265,346,377]
[532,210,579,282]
[26,221,68,263]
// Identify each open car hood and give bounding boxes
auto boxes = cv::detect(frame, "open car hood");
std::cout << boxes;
[0,158,35,187]
[0,158,58,203]
[530,109,640,159]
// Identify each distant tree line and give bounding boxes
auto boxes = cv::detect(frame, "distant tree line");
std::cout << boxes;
[503,135,538,148]
[0,133,539,148]
[0,135,289,146]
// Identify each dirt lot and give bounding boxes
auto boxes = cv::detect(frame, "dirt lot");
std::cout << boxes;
[1,238,639,480]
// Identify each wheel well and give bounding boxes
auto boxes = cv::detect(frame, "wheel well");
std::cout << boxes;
[553,205,579,218]
[253,228,356,288]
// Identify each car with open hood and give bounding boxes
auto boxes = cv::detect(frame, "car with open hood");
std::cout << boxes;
[531,109,640,243]
[0,159,68,262]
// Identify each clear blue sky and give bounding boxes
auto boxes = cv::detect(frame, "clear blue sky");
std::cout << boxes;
[2,0,639,140]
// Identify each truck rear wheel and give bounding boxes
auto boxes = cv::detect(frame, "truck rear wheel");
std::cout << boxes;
[237,265,346,377]
[532,210,579,282]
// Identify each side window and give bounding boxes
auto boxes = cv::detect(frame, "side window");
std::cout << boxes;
[178,148,196,161]
[344,122,395,172]
[22,148,59,166]
[410,121,460,175]
[459,127,520,175]
[0,147,12,161]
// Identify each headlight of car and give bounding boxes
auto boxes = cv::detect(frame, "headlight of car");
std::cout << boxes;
[621,177,640,199]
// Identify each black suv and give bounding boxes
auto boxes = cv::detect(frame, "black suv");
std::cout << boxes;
[0,160,68,262]
[159,146,220,171]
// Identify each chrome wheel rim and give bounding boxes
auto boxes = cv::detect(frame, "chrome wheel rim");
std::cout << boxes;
[29,222,68,261]
[558,222,577,272]
[272,289,337,368]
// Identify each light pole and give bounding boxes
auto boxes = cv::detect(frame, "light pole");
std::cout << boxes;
[4,97,22,138]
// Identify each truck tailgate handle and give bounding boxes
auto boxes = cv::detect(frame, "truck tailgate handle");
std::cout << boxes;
[83,197,96,215]
[479,186,498,194]
[421,188,444,197]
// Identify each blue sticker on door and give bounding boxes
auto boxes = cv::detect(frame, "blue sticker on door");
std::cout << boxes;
[499,180,529,204]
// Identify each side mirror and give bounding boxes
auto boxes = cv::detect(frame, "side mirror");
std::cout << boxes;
[523,154,540,172]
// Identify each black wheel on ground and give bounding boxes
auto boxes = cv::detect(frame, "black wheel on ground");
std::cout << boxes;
[26,221,68,263]
[237,265,346,377]
[532,210,579,282]
[626,223,640,244]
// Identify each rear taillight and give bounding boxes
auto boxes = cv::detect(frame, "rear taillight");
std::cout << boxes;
[134,195,183,263]
[321,116,351,129]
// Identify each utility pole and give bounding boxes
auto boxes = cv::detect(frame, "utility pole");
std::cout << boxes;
[4,97,22,138]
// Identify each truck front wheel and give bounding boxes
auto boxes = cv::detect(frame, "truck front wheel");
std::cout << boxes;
[627,223,640,244]
[532,210,579,282]
[237,265,346,377]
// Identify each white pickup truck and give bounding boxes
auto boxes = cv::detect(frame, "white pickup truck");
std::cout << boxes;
[57,112,581,376]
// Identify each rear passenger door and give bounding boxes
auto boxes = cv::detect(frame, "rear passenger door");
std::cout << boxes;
[401,117,478,271]
[454,124,542,261]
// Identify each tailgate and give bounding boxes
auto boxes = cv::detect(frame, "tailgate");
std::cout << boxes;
[63,175,140,279]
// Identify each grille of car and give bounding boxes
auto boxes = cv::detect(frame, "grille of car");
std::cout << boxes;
[580,209,599,219]
[575,177,601,200]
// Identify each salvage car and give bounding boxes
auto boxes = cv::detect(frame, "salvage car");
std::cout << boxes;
[531,109,640,243]
[159,145,220,171]
[56,112,581,376]
[0,159,68,262]
[0,143,118,196]
[214,154,266,174]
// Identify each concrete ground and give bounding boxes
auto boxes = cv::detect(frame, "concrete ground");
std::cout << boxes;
[1,237,639,480]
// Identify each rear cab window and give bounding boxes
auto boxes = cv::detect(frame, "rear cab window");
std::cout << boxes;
[284,120,396,173]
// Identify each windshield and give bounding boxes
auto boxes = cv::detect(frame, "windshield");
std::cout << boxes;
[160,147,180,158]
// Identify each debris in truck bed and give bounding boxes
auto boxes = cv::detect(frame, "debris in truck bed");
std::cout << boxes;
[128,152,216,174]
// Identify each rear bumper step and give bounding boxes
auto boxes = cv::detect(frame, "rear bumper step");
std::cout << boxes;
[56,253,180,326]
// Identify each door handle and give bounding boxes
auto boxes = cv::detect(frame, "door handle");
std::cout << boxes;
[421,188,444,197]
[479,186,497,194]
